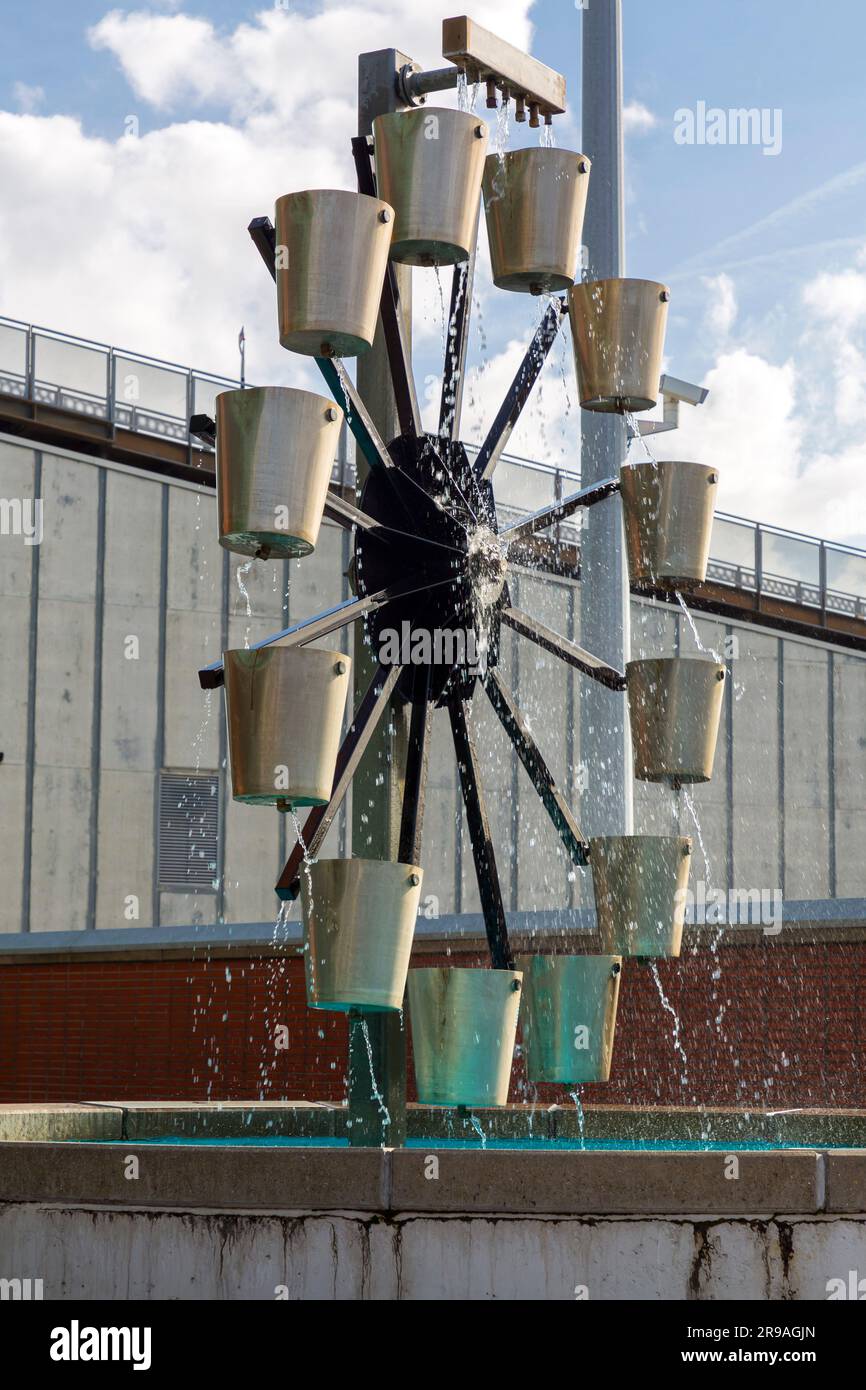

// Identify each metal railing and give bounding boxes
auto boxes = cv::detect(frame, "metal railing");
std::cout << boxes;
[2,314,865,619]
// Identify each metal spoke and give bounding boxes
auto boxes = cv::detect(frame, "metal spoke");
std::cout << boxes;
[502,606,627,691]
[199,574,448,690]
[473,300,564,481]
[502,475,621,545]
[351,136,422,440]
[449,696,514,970]
[277,663,402,900]
[398,664,433,866]
[484,669,589,865]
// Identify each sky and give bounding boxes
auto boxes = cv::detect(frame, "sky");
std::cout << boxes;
[1,0,865,545]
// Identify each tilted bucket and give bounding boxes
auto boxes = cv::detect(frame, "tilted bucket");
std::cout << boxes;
[568,278,670,412]
[301,859,422,1012]
[627,657,726,785]
[275,189,393,356]
[373,108,487,265]
[590,836,692,958]
[518,954,622,1084]
[621,460,719,590]
[408,967,522,1108]
[216,387,341,560]
[224,646,350,806]
[482,149,591,294]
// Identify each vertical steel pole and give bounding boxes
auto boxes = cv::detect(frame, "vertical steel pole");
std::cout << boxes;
[347,49,414,1147]
[579,0,633,838]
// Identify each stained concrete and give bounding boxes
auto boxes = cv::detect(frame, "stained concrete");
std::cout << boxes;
[1,1206,864,1300]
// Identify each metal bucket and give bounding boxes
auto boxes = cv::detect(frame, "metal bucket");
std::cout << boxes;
[408,967,522,1108]
[216,387,341,560]
[482,149,591,294]
[568,278,670,412]
[373,108,487,265]
[275,189,393,356]
[301,859,422,1012]
[517,954,622,1084]
[223,646,351,806]
[627,657,726,785]
[590,836,692,958]
[621,460,718,590]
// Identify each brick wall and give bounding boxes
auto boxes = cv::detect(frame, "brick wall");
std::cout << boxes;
[1,942,864,1107]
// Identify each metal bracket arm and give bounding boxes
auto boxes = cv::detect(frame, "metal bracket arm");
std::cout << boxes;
[502,476,621,545]
[448,696,514,971]
[276,663,402,899]
[473,300,564,481]
[502,606,627,692]
[484,669,589,865]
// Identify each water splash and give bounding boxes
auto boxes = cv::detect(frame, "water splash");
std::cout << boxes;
[569,1088,586,1149]
[456,70,478,113]
[236,559,253,629]
[675,590,723,663]
[650,962,690,1093]
[468,1113,487,1148]
[358,1018,391,1132]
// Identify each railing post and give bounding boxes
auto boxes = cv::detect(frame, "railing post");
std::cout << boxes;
[25,326,35,401]
[754,523,763,610]
[819,540,828,627]
[107,351,116,426]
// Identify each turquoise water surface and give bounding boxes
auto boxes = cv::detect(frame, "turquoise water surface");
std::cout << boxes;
[94,1136,847,1150]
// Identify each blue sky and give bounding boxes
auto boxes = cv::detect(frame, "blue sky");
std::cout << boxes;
[1,0,864,543]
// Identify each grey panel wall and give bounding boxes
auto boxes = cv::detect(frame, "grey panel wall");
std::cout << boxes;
[1,434,864,934]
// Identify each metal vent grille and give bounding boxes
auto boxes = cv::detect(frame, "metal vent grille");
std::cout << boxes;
[158,771,220,890]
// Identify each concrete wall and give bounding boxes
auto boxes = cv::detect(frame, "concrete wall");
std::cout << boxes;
[0,1139,864,1300]
[1,432,864,935]
[4,1204,866,1300]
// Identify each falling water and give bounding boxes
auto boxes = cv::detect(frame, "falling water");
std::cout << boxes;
[468,1113,487,1148]
[540,120,556,148]
[433,263,447,354]
[358,1018,391,1131]
[569,1088,586,1149]
[456,69,478,113]
[236,559,253,631]
[624,410,655,464]
[675,589,723,663]
[492,93,510,157]
[332,358,352,423]
[650,962,690,1094]
[290,808,315,909]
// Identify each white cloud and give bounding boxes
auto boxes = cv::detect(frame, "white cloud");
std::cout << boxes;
[623,101,657,136]
[802,265,866,329]
[702,272,737,338]
[12,82,45,114]
[0,1,534,385]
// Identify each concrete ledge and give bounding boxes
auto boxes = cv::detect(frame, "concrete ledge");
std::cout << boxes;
[390,1148,822,1216]
[115,1100,342,1141]
[4,1101,866,1148]
[0,1142,826,1216]
[0,1142,384,1212]
[824,1150,866,1213]
[0,1104,123,1142]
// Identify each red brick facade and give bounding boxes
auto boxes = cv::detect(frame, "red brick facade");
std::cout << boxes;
[1,942,864,1107]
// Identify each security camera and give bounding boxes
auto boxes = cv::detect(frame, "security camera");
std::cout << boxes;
[659,374,709,408]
